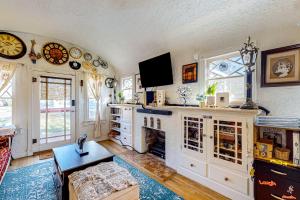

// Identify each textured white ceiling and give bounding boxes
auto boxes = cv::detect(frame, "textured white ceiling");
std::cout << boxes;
[1,0,300,75]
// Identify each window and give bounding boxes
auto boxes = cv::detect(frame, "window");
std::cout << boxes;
[87,84,97,121]
[206,52,246,101]
[121,76,133,101]
[0,79,13,127]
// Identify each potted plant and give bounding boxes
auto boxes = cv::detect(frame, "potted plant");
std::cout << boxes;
[196,94,206,108]
[206,82,217,107]
[117,91,125,104]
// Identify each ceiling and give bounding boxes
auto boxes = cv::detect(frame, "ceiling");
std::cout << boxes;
[1,0,300,75]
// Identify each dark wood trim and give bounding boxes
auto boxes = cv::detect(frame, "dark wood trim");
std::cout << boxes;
[261,44,300,87]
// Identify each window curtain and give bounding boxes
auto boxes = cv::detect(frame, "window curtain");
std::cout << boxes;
[0,62,16,95]
[87,73,102,138]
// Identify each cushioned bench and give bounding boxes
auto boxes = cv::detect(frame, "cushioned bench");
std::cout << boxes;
[68,161,139,200]
[0,127,15,184]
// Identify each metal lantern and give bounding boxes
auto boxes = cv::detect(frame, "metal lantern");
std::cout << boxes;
[240,36,259,109]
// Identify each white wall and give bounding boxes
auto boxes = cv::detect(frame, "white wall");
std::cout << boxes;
[0,31,116,158]
[129,26,300,117]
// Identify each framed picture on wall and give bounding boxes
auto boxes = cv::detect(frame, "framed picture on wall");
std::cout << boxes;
[261,44,300,87]
[182,62,198,84]
[135,74,143,93]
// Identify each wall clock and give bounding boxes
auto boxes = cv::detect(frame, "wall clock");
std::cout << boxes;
[42,42,69,65]
[69,47,82,59]
[83,52,92,61]
[0,32,27,59]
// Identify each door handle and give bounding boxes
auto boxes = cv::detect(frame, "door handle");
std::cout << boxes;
[270,169,287,176]
[270,194,284,200]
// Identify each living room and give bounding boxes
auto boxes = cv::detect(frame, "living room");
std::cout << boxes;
[0,1,300,200]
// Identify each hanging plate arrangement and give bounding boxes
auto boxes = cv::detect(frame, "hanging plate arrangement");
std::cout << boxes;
[100,59,108,69]
[42,42,69,65]
[83,52,92,61]
[69,61,81,70]
[0,32,27,59]
[69,47,82,59]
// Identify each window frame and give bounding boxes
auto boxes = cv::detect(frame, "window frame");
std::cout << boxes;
[205,51,256,104]
[121,76,133,101]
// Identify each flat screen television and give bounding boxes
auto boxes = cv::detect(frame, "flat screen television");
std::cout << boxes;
[138,52,173,88]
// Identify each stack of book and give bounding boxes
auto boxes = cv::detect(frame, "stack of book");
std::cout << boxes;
[256,116,300,129]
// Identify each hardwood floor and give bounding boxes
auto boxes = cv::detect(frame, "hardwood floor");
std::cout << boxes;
[10,140,229,200]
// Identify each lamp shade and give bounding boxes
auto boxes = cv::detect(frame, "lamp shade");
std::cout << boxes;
[240,36,259,67]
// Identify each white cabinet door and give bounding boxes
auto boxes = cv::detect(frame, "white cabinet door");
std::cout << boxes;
[208,115,248,172]
[122,107,132,123]
[182,114,207,160]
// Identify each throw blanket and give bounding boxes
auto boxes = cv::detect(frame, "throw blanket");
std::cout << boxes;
[68,162,138,200]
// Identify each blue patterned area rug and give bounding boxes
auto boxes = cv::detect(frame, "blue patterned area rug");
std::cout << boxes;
[0,157,183,200]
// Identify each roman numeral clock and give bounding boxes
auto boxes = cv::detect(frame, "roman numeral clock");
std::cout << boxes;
[0,32,27,59]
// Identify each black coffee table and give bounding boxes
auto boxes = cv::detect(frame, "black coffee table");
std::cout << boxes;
[53,141,114,200]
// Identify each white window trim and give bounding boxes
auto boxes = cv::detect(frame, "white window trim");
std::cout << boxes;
[205,51,257,105]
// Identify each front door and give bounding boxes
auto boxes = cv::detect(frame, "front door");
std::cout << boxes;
[32,72,75,151]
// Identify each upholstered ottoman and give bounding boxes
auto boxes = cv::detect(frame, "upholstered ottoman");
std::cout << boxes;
[68,162,139,200]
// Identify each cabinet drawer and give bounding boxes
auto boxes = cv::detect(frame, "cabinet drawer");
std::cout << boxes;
[181,155,207,177]
[121,123,131,134]
[121,133,132,146]
[208,165,248,194]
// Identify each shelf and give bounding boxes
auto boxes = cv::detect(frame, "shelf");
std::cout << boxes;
[111,127,120,132]
[111,120,120,123]
[216,146,242,154]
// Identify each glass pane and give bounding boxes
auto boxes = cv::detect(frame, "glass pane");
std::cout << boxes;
[40,76,72,144]
[88,98,97,120]
[0,99,12,127]
[123,89,132,100]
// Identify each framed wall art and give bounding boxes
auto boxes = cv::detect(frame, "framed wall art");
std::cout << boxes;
[261,44,300,87]
[135,74,143,93]
[182,62,198,84]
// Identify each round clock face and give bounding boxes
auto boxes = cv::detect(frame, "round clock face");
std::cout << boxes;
[83,52,92,61]
[0,32,27,59]
[69,47,82,59]
[42,42,69,65]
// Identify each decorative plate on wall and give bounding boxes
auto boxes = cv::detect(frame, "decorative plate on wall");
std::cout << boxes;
[69,47,82,59]
[83,52,92,61]
[42,42,69,65]
[0,32,27,59]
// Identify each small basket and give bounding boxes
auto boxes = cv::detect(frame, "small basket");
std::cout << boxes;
[274,147,290,161]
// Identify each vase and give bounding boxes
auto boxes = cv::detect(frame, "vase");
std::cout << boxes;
[206,96,215,107]
[199,101,205,108]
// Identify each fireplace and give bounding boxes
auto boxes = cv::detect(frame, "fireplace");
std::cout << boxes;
[144,127,165,159]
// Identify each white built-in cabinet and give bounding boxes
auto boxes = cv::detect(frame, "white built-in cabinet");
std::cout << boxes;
[109,105,133,148]
[180,112,254,199]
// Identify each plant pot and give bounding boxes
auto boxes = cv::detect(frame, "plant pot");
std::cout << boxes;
[206,96,215,107]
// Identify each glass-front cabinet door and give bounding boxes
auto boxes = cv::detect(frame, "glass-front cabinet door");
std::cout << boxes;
[210,116,247,171]
[182,115,206,159]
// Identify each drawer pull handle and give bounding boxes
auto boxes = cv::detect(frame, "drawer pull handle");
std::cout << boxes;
[203,134,207,137]
[190,164,194,167]
[224,177,229,181]
[270,194,284,200]
[270,169,287,176]
[209,136,213,139]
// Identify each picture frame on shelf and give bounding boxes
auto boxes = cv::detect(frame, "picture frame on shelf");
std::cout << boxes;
[182,62,198,84]
[135,74,143,93]
[261,44,300,87]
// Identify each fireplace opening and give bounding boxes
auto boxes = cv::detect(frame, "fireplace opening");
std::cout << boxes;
[144,127,165,159]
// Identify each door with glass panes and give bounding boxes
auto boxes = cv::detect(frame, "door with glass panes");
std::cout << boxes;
[32,72,75,151]
[209,115,247,171]
[182,115,207,159]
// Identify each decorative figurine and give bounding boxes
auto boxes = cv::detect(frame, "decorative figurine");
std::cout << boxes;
[75,134,88,156]
[28,40,41,64]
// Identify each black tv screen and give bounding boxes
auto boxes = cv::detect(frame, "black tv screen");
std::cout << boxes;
[138,53,173,88]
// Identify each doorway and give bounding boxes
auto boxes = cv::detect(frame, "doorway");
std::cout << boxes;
[32,72,75,151]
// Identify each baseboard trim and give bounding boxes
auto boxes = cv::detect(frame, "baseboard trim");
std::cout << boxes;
[177,167,253,200]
